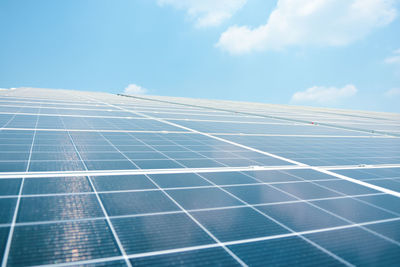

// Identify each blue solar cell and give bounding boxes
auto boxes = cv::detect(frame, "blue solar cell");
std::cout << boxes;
[17,195,104,222]
[176,159,225,168]
[311,198,395,223]
[242,170,303,183]
[84,160,138,170]
[93,175,156,191]
[0,198,17,223]
[306,227,400,266]
[124,152,168,160]
[148,173,211,188]
[76,260,127,266]
[314,180,379,195]
[0,179,22,195]
[365,179,400,192]
[28,160,86,172]
[199,172,258,185]
[256,202,348,232]
[130,247,240,266]
[133,159,183,169]
[228,236,341,266]
[284,169,338,181]
[100,191,180,216]
[365,220,400,242]
[23,177,92,194]
[79,152,127,160]
[0,152,30,160]
[8,220,121,266]
[191,207,289,242]
[167,188,242,210]
[224,184,295,205]
[112,213,215,254]
[273,182,341,200]
[0,227,10,263]
[356,194,400,214]
[0,162,27,172]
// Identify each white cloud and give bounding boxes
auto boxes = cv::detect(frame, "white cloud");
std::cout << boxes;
[385,88,400,97]
[123,84,148,95]
[385,49,400,64]
[291,84,358,105]
[157,0,247,27]
[217,0,397,54]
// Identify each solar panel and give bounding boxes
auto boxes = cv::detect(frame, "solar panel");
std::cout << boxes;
[0,87,399,266]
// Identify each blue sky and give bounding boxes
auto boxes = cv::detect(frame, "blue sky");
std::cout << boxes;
[1,0,400,112]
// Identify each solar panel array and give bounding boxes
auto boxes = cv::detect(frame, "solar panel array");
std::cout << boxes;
[0,87,400,266]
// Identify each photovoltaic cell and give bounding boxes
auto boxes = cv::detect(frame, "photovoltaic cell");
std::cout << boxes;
[0,88,399,266]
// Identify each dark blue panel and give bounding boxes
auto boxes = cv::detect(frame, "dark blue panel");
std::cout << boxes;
[306,227,400,266]
[117,145,154,152]
[162,151,206,159]
[257,202,348,232]
[311,198,395,223]
[77,260,127,266]
[148,173,211,188]
[124,152,168,160]
[224,185,295,205]
[248,157,293,166]
[17,195,104,222]
[93,175,156,191]
[78,152,126,161]
[0,227,10,263]
[23,177,92,194]
[0,162,27,172]
[100,191,179,216]
[365,220,400,242]
[366,179,400,192]
[273,182,341,199]
[357,194,400,214]
[229,236,341,266]
[315,180,379,195]
[0,179,21,195]
[191,207,289,242]
[85,160,138,170]
[0,198,17,223]
[112,213,215,254]
[213,158,260,167]
[0,152,30,160]
[130,247,240,266]
[242,170,302,183]
[167,188,242,209]
[31,152,81,161]
[199,172,257,185]
[177,159,225,168]
[332,169,380,180]
[134,159,183,169]
[284,169,337,181]
[29,160,86,172]
[8,220,121,266]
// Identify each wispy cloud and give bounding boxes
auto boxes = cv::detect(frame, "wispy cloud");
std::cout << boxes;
[217,0,397,54]
[384,88,400,97]
[291,84,358,105]
[123,84,148,95]
[384,49,400,64]
[157,0,247,27]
